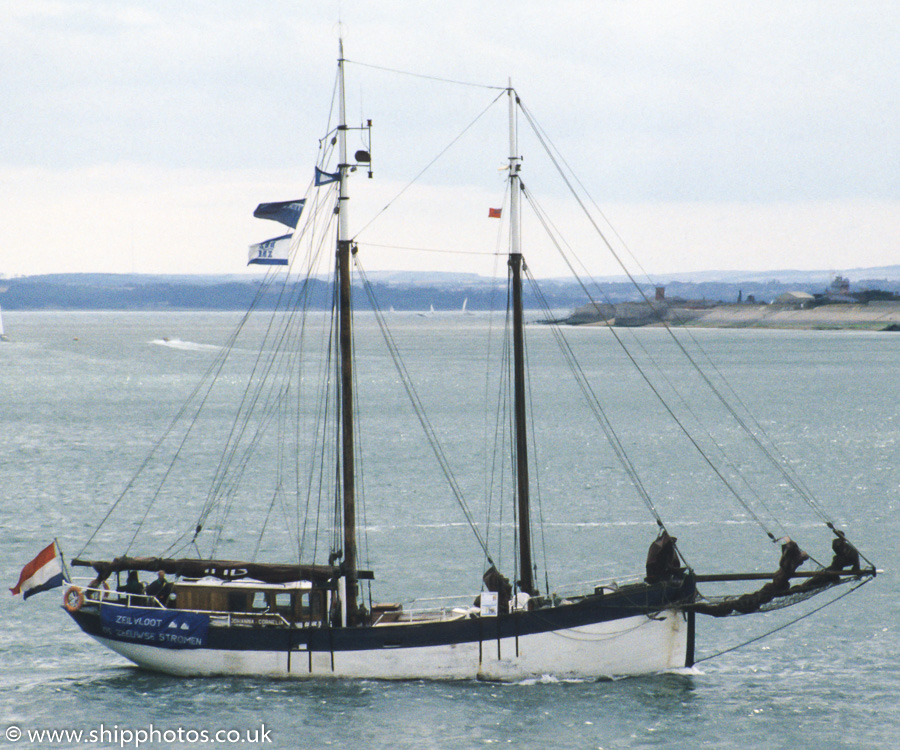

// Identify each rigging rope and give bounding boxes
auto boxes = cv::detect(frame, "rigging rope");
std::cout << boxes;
[522,266,666,527]
[344,58,506,91]
[201,185,341,557]
[356,242,500,258]
[485,293,512,570]
[355,258,495,566]
[482,184,510,564]
[517,97,844,530]
[503,285,521,591]
[351,91,505,243]
[520,184,783,541]
[138,176,337,562]
[514,98,825,544]
[84,68,872,593]
[347,269,373,579]
[524,185,785,531]
[516,93,879,571]
[693,576,873,664]
[523,295,551,594]
[91,261,289,558]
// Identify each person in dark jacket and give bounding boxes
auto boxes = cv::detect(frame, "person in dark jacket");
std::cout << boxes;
[645,530,682,584]
[772,537,808,591]
[829,531,861,573]
[145,570,168,604]
[118,570,145,602]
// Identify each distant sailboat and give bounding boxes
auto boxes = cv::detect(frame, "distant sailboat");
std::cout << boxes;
[462,298,474,315]
[0,306,9,342]
[417,304,435,318]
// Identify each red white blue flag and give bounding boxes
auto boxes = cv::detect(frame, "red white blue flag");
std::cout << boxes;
[10,541,65,599]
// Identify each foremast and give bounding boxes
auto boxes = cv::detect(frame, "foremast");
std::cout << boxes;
[336,40,359,625]
[507,84,537,597]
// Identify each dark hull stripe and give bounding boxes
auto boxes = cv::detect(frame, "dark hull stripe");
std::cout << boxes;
[69,577,695,654]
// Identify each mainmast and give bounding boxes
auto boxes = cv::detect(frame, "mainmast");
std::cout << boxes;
[336,39,359,624]
[508,84,537,597]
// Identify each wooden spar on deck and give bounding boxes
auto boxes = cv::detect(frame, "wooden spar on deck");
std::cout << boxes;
[70,556,375,584]
[694,569,874,583]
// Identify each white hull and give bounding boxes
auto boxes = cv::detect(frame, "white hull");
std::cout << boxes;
[89,609,689,681]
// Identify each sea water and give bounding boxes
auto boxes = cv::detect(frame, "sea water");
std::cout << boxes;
[1,311,898,750]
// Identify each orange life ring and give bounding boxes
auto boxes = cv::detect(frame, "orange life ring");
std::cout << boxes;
[86,581,110,601]
[63,586,84,612]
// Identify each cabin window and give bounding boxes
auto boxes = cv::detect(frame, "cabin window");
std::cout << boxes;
[251,591,268,611]
[273,593,292,612]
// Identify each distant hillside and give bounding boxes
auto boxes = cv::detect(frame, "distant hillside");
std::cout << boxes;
[2,270,899,311]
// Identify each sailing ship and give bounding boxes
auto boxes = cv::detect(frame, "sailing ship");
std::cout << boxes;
[57,43,874,680]
[0,305,9,342]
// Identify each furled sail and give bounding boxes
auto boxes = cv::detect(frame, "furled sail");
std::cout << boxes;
[72,556,374,585]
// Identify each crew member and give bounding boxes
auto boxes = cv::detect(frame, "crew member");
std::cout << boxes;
[645,530,682,584]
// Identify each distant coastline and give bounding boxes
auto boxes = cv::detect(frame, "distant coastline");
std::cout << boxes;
[548,272,900,331]
[3,271,900,331]
[666,302,900,331]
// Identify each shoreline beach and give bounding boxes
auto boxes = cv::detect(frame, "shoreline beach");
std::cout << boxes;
[668,302,900,330]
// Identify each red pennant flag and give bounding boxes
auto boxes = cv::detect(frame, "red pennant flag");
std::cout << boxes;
[488,208,502,218]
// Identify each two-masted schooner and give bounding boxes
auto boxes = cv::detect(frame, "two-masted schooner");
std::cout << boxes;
[47,42,873,680]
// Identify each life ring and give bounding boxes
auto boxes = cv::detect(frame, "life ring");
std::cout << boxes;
[86,581,110,602]
[63,586,84,612]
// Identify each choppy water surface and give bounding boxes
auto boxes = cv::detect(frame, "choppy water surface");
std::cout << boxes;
[1,311,897,749]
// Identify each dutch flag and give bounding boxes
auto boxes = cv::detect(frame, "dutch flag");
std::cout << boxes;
[10,541,66,599]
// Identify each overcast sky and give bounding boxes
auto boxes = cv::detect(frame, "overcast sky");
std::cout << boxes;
[2,1,898,279]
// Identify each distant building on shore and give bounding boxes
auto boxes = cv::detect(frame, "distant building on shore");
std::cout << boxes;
[829,276,851,296]
[775,291,815,308]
